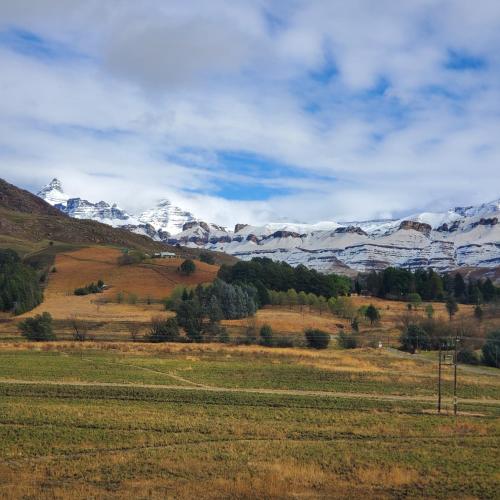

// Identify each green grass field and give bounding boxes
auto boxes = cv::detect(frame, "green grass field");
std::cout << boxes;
[0,344,499,498]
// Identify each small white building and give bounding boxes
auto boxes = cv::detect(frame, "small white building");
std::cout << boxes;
[153,251,176,259]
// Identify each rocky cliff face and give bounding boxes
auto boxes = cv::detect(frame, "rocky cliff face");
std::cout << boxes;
[37,179,500,275]
[167,200,500,274]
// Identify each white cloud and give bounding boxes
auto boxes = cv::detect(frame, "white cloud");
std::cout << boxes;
[0,0,499,227]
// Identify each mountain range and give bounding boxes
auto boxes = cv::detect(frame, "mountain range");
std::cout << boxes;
[38,178,500,277]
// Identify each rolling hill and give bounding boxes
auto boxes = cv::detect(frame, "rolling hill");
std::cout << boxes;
[0,178,236,267]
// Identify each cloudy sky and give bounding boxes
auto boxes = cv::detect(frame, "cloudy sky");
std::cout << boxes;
[0,1,499,226]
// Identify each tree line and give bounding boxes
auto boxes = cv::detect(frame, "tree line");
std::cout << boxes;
[218,257,351,300]
[358,267,498,304]
[0,249,43,315]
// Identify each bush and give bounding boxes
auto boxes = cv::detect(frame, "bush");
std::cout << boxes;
[337,331,358,349]
[18,312,55,341]
[482,330,500,368]
[148,316,179,342]
[457,348,479,365]
[199,252,215,265]
[117,251,144,266]
[259,324,274,347]
[304,328,330,349]
[218,328,230,344]
[179,259,196,276]
[275,336,295,348]
[399,323,429,353]
[74,281,103,296]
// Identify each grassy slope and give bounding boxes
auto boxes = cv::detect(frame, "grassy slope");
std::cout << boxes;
[0,344,498,498]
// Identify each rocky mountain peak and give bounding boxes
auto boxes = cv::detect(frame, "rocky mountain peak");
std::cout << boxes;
[37,178,69,206]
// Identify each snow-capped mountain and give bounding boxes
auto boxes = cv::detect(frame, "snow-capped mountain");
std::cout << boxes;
[167,201,500,274]
[37,178,69,206]
[37,179,196,240]
[37,179,499,275]
[138,200,196,236]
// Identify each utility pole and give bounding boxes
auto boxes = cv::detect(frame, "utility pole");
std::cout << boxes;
[438,342,442,414]
[453,336,459,417]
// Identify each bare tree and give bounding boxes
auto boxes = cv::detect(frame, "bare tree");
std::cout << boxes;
[69,314,89,341]
[128,323,141,342]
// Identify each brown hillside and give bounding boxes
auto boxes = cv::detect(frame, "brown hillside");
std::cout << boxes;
[0,178,237,267]
[0,178,166,254]
[19,246,219,320]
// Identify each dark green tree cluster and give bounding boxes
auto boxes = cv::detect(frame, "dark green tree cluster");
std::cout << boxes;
[482,330,500,368]
[361,267,498,304]
[147,316,179,342]
[199,252,215,265]
[74,280,104,296]
[304,328,330,349]
[0,249,43,315]
[218,258,351,301]
[18,312,54,341]
[179,259,196,275]
[174,279,257,342]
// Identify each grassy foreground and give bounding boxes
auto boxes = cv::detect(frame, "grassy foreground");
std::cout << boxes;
[0,344,499,498]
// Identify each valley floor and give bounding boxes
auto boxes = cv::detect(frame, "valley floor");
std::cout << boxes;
[0,343,498,499]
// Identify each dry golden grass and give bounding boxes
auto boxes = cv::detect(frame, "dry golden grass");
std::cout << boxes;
[223,306,347,334]
[18,246,218,320]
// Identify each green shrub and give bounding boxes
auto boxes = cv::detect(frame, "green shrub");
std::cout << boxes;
[117,251,144,266]
[457,348,479,365]
[218,328,230,344]
[482,330,500,368]
[304,328,330,349]
[74,281,103,296]
[179,259,196,276]
[148,316,179,342]
[259,324,274,347]
[338,331,358,349]
[199,252,215,265]
[18,312,55,341]
[275,336,295,348]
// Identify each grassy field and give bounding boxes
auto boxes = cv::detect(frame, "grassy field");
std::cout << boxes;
[0,343,498,498]
[10,246,219,322]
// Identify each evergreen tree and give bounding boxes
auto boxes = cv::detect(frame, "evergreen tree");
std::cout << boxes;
[179,259,196,276]
[259,324,274,347]
[453,273,466,300]
[365,304,380,325]
[482,330,500,368]
[445,296,458,320]
[482,279,496,303]
[474,304,483,322]
[0,249,43,314]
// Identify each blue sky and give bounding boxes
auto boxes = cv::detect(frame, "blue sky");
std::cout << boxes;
[0,1,499,225]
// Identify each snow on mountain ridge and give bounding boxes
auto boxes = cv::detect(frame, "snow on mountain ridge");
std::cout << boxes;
[37,178,69,206]
[36,178,499,274]
[37,178,196,238]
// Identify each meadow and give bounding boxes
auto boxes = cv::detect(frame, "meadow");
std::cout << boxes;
[0,343,499,498]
